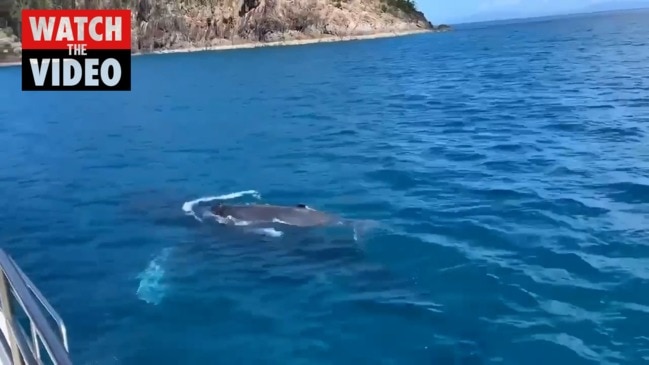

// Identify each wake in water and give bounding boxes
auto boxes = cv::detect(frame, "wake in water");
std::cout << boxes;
[181,189,284,237]
[136,247,173,305]
[137,189,378,305]
[181,189,261,222]
[184,190,379,240]
[137,190,264,305]
[136,190,282,305]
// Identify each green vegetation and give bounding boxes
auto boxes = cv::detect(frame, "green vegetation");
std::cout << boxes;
[327,0,419,14]
[382,0,418,14]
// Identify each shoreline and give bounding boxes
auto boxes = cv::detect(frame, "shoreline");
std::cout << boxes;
[0,28,433,68]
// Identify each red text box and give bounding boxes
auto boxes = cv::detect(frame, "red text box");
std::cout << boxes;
[22,9,131,50]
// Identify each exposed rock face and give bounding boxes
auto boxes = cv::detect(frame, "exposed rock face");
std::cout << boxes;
[130,0,434,52]
[1,0,441,60]
[0,26,21,63]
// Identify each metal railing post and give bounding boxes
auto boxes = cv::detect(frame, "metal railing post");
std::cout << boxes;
[0,271,23,365]
[0,249,73,365]
[30,322,40,360]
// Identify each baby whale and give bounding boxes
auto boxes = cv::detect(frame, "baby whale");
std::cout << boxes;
[210,203,342,227]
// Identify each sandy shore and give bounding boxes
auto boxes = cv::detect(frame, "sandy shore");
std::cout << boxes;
[0,28,432,68]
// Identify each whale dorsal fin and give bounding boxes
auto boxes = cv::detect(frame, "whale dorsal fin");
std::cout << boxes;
[296,204,307,208]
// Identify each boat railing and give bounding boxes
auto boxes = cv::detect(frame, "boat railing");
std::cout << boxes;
[0,249,72,365]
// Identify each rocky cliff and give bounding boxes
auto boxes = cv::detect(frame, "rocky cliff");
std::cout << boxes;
[1,0,445,62]
[129,0,434,51]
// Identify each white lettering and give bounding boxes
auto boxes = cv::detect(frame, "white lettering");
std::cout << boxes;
[29,59,50,86]
[84,58,99,86]
[27,58,123,88]
[63,59,82,86]
[29,17,55,41]
[100,58,121,87]
[105,17,121,41]
[65,43,87,56]
[52,59,60,86]
[55,17,74,42]
[29,16,123,43]
[89,17,102,41]
[73,17,88,41]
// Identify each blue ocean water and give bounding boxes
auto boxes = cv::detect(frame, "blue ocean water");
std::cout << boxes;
[1,8,649,365]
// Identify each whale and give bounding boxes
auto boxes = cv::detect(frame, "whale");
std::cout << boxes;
[210,203,342,227]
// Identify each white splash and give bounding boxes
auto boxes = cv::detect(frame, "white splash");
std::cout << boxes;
[250,227,284,237]
[272,218,291,225]
[203,212,284,237]
[182,190,284,237]
[136,247,173,305]
[203,211,252,226]
[182,190,261,222]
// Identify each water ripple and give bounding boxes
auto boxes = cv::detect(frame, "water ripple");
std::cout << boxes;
[1,8,649,365]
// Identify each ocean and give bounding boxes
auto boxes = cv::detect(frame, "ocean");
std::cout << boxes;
[1,8,648,365]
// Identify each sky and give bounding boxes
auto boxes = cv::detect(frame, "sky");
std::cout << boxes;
[417,0,649,24]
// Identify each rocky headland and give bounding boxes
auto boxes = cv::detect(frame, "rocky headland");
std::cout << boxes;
[0,0,450,64]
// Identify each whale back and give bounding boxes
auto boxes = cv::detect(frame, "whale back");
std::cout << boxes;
[212,204,337,227]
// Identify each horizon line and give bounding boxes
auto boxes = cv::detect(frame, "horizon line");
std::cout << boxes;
[434,5,649,26]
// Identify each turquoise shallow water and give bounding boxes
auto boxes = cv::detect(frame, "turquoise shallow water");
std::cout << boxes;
[1,9,649,365]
